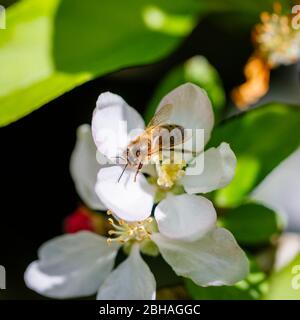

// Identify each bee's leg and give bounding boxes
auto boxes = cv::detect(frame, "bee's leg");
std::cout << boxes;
[118,163,128,183]
[134,162,143,182]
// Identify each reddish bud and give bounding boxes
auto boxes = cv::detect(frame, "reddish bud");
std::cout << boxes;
[64,207,94,234]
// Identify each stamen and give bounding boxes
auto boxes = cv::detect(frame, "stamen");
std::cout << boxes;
[253,6,300,68]
[106,211,154,244]
[156,162,186,189]
[232,4,300,108]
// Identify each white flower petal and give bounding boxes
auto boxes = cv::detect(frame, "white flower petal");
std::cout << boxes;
[24,231,118,299]
[152,228,249,286]
[95,166,155,221]
[252,148,300,232]
[92,92,145,159]
[182,142,236,194]
[156,83,214,144]
[70,124,108,210]
[97,245,156,300]
[274,233,300,271]
[154,194,216,242]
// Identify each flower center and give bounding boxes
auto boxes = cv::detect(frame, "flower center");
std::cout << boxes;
[106,210,154,244]
[156,162,186,189]
[254,7,300,66]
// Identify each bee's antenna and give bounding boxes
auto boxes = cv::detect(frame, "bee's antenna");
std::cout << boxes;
[111,155,126,164]
[118,163,128,183]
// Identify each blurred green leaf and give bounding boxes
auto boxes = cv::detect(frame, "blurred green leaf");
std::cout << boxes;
[0,0,289,126]
[265,254,300,300]
[186,258,268,300]
[209,104,300,208]
[220,203,281,245]
[145,56,225,123]
[0,0,200,127]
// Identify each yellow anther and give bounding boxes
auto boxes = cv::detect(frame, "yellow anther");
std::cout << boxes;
[106,211,155,245]
[156,162,186,189]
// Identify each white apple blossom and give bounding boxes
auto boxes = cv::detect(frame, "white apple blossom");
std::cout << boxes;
[25,83,248,300]
[24,194,249,299]
[251,148,300,272]
[92,83,237,222]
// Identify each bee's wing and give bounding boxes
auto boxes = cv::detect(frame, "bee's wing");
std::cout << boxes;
[145,104,194,159]
[146,104,173,129]
[149,125,191,152]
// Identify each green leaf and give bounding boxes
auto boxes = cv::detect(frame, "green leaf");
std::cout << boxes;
[220,203,281,245]
[0,0,200,127]
[265,254,300,300]
[209,104,300,208]
[186,258,268,300]
[0,0,287,127]
[145,56,226,123]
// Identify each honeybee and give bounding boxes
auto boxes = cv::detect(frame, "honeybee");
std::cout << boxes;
[118,104,191,182]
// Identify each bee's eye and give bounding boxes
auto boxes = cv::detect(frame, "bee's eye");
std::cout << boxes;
[136,149,140,157]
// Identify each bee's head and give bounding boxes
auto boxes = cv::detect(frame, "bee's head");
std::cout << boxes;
[126,144,145,166]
